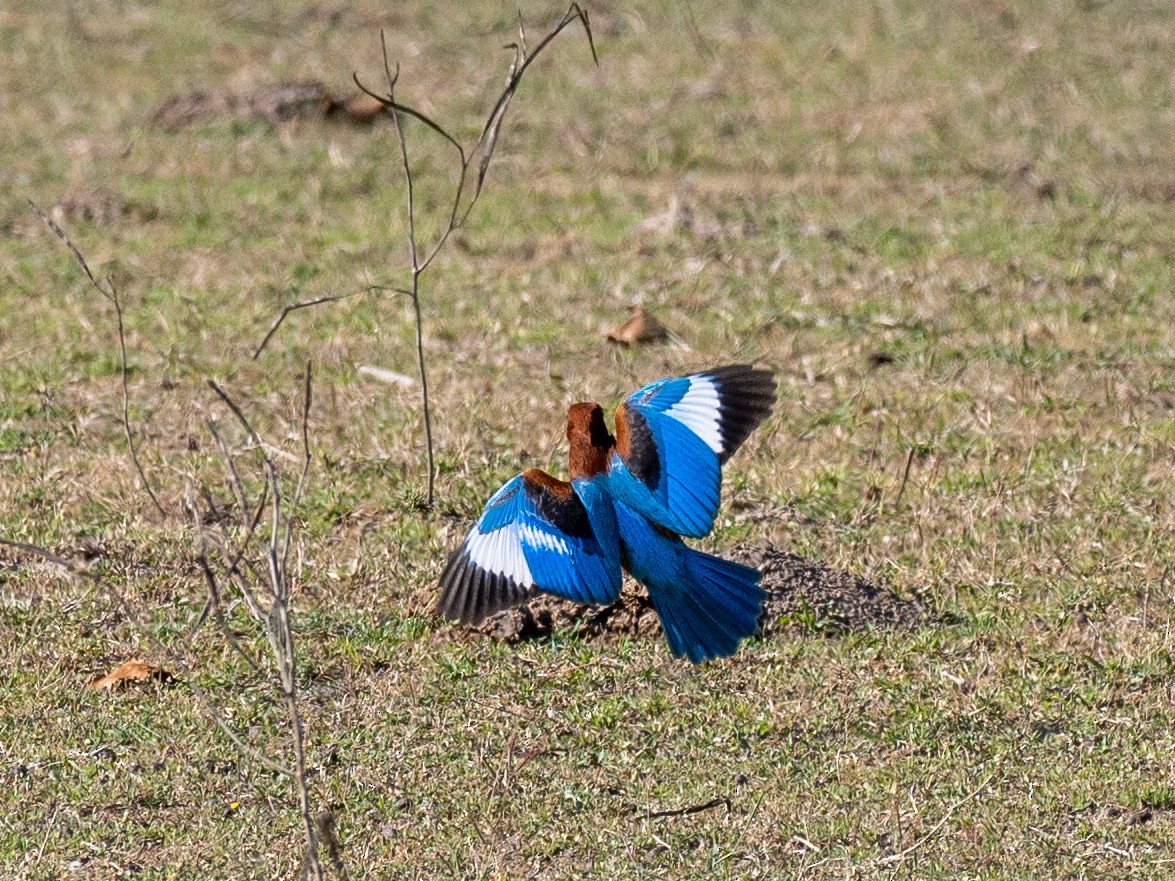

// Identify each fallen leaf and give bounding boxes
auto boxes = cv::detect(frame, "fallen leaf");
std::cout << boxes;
[85,659,173,691]
[336,95,385,124]
[607,306,670,346]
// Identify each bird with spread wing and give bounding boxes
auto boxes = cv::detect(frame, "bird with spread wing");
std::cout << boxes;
[437,365,776,663]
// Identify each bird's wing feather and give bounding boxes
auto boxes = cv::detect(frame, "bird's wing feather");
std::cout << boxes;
[436,469,621,624]
[610,365,776,537]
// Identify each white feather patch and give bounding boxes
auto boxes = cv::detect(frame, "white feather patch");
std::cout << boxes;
[519,522,572,556]
[665,376,724,454]
[465,523,534,587]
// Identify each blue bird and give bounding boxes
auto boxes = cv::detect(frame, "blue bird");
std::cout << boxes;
[437,365,776,663]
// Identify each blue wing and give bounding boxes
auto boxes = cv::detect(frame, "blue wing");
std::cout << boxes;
[608,365,776,538]
[436,469,622,624]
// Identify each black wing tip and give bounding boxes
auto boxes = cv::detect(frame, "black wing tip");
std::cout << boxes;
[700,365,777,461]
[703,363,776,381]
[436,546,533,626]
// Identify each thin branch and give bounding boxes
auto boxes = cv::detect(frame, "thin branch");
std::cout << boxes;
[207,419,251,529]
[250,428,321,881]
[252,285,410,360]
[409,284,434,509]
[206,525,271,627]
[193,534,264,676]
[422,2,596,269]
[208,380,265,449]
[26,198,101,288]
[0,537,295,778]
[195,443,273,628]
[383,46,419,276]
[111,286,167,518]
[894,446,916,507]
[258,5,597,510]
[29,200,166,518]
[351,73,467,162]
[876,774,995,866]
[466,3,596,210]
[381,37,434,508]
[282,361,313,573]
[206,376,323,877]
[644,796,731,820]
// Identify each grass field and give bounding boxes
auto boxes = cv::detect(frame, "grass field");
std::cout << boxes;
[3,0,1175,877]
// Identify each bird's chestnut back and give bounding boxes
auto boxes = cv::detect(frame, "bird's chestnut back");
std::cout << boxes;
[567,402,615,478]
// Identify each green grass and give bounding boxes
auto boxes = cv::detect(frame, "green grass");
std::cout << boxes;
[3,0,1175,877]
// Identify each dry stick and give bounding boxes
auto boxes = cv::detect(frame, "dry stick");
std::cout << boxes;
[252,285,409,361]
[272,374,323,881]
[0,537,295,778]
[208,376,326,880]
[875,773,995,866]
[281,361,313,573]
[894,446,916,507]
[207,420,251,530]
[378,41,435,509]
[253,5,596,507]
[208,384,297,659]
[204,416,273,626]
[644,796,731,820]
[28,200,166,519]
[28,204,331,875]
[200,473,273,628]
[192,531,264,676]
[363,7,594,507]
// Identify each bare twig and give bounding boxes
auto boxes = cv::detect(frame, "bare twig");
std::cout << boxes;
[282,361,314,574]
[252,285,409,360]
[377,38,436,509]
[207,375,325,879]
[193,528,264,676]
[207,420,251,529]
[894,446,916,507]
[29,143,337,881]
[28,200,166,519]
[644,796,731,820]
[258,5,597,507]
[876,774,995,866]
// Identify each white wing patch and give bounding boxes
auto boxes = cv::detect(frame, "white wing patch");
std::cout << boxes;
[465,522,534,587]
[518,522,572,556]
[664,375,724,454]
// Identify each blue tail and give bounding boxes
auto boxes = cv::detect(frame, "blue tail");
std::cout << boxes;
[648,551,765,664]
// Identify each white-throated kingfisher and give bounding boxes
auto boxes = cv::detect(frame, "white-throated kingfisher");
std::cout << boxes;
[437,365,776,663]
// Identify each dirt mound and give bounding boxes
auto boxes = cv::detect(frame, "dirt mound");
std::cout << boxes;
[52,188,158,225]
[149,80,384,131]
[4,189,156,238]
[477,543,934,645]
[482,586,662,644]
[738,544,933,634]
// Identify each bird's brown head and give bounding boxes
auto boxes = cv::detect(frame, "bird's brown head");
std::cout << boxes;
[566,402,614,478]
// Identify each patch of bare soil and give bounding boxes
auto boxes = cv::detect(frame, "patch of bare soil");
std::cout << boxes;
[477,543,935,645]
[148,80,384,131]
[481,585,662,644]
[737,544,934,634]
[53,188,158,225]
[4,188,156,237]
